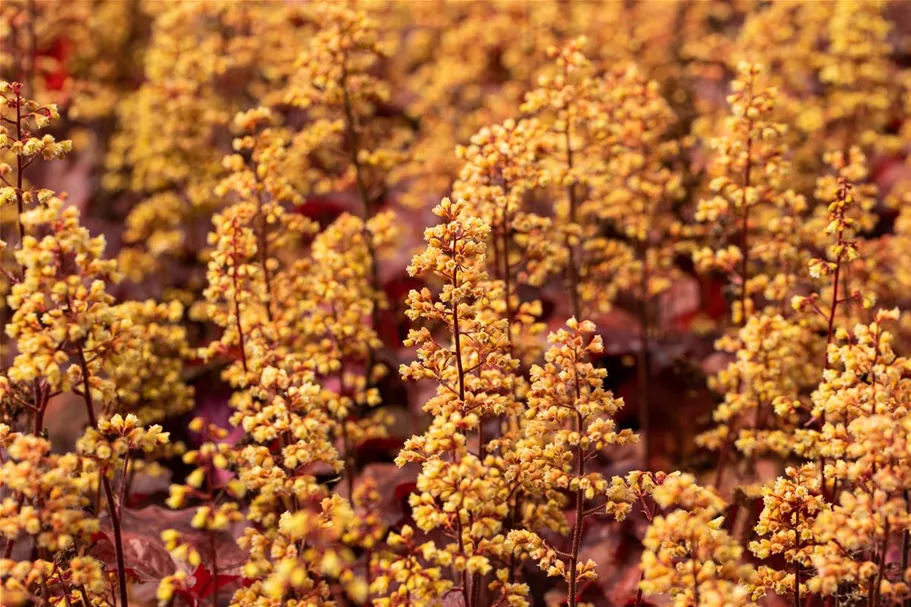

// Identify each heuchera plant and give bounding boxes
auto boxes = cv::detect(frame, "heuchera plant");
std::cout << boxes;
[2,2,911,607]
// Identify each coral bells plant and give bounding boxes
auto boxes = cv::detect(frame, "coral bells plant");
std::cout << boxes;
[3,2,911,607]
[395,197,517,607]
[507,318,636,607]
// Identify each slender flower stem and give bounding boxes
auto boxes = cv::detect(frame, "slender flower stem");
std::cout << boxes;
[451,237,466,404]
[449,233,473,607]
[251,166,275,324]
[871,521,889,607]
[15,87,26,252]
[738,70,756,330]
[77,345,129,607]
[33,380,47,435]
[563,124,582,321]
[455,516,471,607]
[560,69,582,320]
[500,191,514,339]
[794,508,801,607]
[207,464,219,607]
[568,358,585,607]
[26,0,36,98]
[340,55,382,381]
[714,81,755,489]
[637,240,651,468]
[229,223,249,374]
[819,181,849,501]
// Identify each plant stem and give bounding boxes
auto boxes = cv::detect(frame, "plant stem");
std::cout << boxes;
[77,345,129,607]
[229,224,249,374]
[634,572,645,607]
[568,354,585,607]
[501,193,514,342]
[340,54,381,383]
[449,236,473,606]
[738,70,755,329]
[451,253,466,405]
[455,516,471,607]
[794,508,801,607]
[563,117,581,321]
[251,167,275,324]
[204,442,219,607]
[871,521,889,607]
[713,72,756,491]
[15,86,26,252]
[26,0,36,98]
[819,182,849,502]
[637,240,651,468]
[33,380,47,435]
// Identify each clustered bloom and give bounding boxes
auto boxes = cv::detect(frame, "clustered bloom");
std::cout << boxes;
[640,473,753,607]
[507,319,636,605]
[2,2,911,607]
[392,197,517,606]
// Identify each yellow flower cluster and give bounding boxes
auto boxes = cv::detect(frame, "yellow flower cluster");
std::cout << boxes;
[0,79,186,607]
[393,197,516,606]
[508,319,636,605]
[105,0,316,281]
[640,473,753,607]
[3,4,911,607]
[693,62,805,325]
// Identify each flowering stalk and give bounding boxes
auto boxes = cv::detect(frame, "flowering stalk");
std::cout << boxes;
[285,4,412,392]
[397,197,515,607]
[692,62,799,489]
[593,64,682,468]
[508,319,636,607]
[76,347,129,607]
[520,39,607,321]
[162,418,240,607]
[79,414,169,607]
[793,151,870,500]
[640,473,752,607]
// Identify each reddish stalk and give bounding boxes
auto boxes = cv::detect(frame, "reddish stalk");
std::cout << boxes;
[455,516,471,607]
[14,85,26,252]
[738,69,756,330]
[76,345,129,607]
[903,490,910,607]
[634,500,659,607]
[33,379,48,435]
[500,187,514,338]
[229,223,249,374]
[713,73,756,490]
[562,116,582,320]
[251,166,275,324]
[365,547,373,601]
[339,56,381,376]
[794,508,801,607]
[447,231,467,406]
[637,240,651,468]
[819,180,850,501]
[26,0,36,97]
[205,451,219,607]
[559,93,587,604]
[567,358,586,607]
[871,521,889,607]
[449,233,473,606]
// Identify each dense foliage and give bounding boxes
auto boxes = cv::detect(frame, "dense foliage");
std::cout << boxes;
[2,1,911,607]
